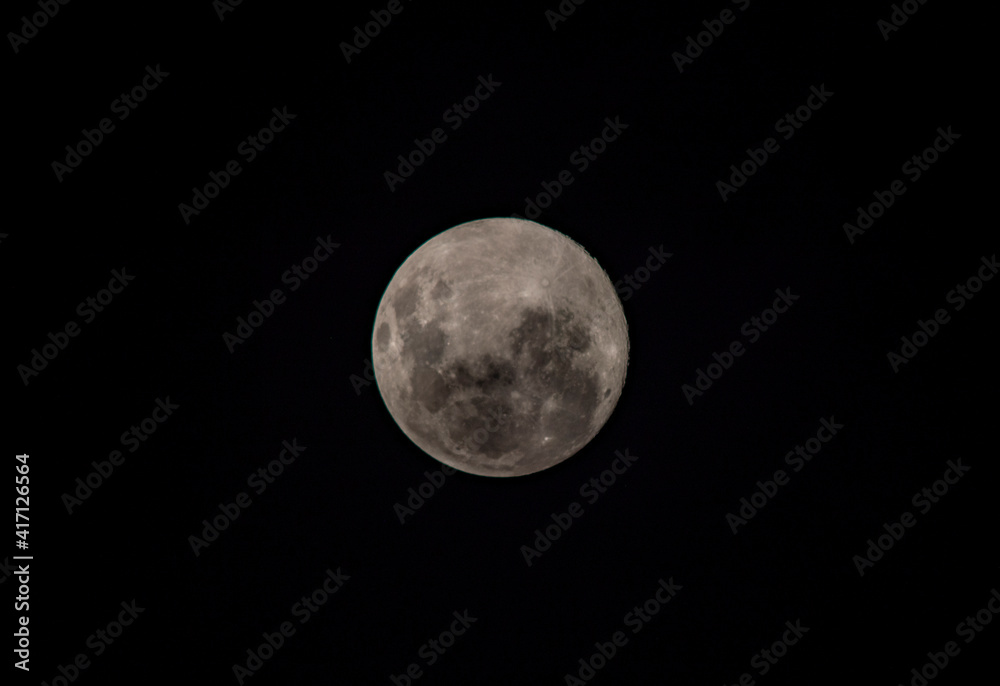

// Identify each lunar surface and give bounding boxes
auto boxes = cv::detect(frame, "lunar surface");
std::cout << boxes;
[372,217,629,477]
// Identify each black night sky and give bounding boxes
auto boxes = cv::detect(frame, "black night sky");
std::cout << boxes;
[6,1,996,685]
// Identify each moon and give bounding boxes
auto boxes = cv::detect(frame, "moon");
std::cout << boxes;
[372,217,628,477]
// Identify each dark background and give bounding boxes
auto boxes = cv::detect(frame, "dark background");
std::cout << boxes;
[6,0,996,684]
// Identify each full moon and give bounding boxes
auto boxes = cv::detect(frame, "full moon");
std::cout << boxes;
[372,217,629,477]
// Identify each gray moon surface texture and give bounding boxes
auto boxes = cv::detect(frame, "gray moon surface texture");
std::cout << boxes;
[372,217,629,477]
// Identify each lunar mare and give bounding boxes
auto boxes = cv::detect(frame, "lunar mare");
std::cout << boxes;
[372,217,629,477]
